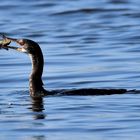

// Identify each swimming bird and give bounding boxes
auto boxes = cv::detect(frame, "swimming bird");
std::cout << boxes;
[3,36,127,97]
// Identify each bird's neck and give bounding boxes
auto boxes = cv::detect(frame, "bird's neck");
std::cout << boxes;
[29,50,45,97]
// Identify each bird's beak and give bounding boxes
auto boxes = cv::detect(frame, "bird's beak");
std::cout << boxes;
[3,36,27,53]
[5,37,17,42]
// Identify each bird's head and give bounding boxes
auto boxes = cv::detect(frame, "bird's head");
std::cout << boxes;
[5,37,40,55]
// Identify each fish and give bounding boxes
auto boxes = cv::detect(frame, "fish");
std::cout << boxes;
[0,35,11,50]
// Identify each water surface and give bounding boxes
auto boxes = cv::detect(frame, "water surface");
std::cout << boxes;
[0,0,140,139]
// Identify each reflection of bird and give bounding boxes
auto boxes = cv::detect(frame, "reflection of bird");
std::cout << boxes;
[4,37,127,97]
[31,97,45,120]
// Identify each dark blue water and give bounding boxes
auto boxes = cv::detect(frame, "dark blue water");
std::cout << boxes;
[0,0,140,139]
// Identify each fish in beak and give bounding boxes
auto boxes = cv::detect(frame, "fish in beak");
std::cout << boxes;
[1,35,27,53]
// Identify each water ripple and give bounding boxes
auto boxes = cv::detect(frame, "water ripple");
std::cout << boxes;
[0,0,140,139]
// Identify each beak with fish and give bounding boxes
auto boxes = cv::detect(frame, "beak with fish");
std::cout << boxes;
[0,35,20,51]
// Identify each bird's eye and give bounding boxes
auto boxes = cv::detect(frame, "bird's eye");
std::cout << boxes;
[18,39,25,46]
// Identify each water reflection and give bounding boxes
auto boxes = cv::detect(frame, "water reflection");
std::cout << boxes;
[1,0,140,139]
[31,97,46,120]
[31,136,46,140]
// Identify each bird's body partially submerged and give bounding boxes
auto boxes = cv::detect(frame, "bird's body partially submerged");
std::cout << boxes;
[2,36,128,97]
